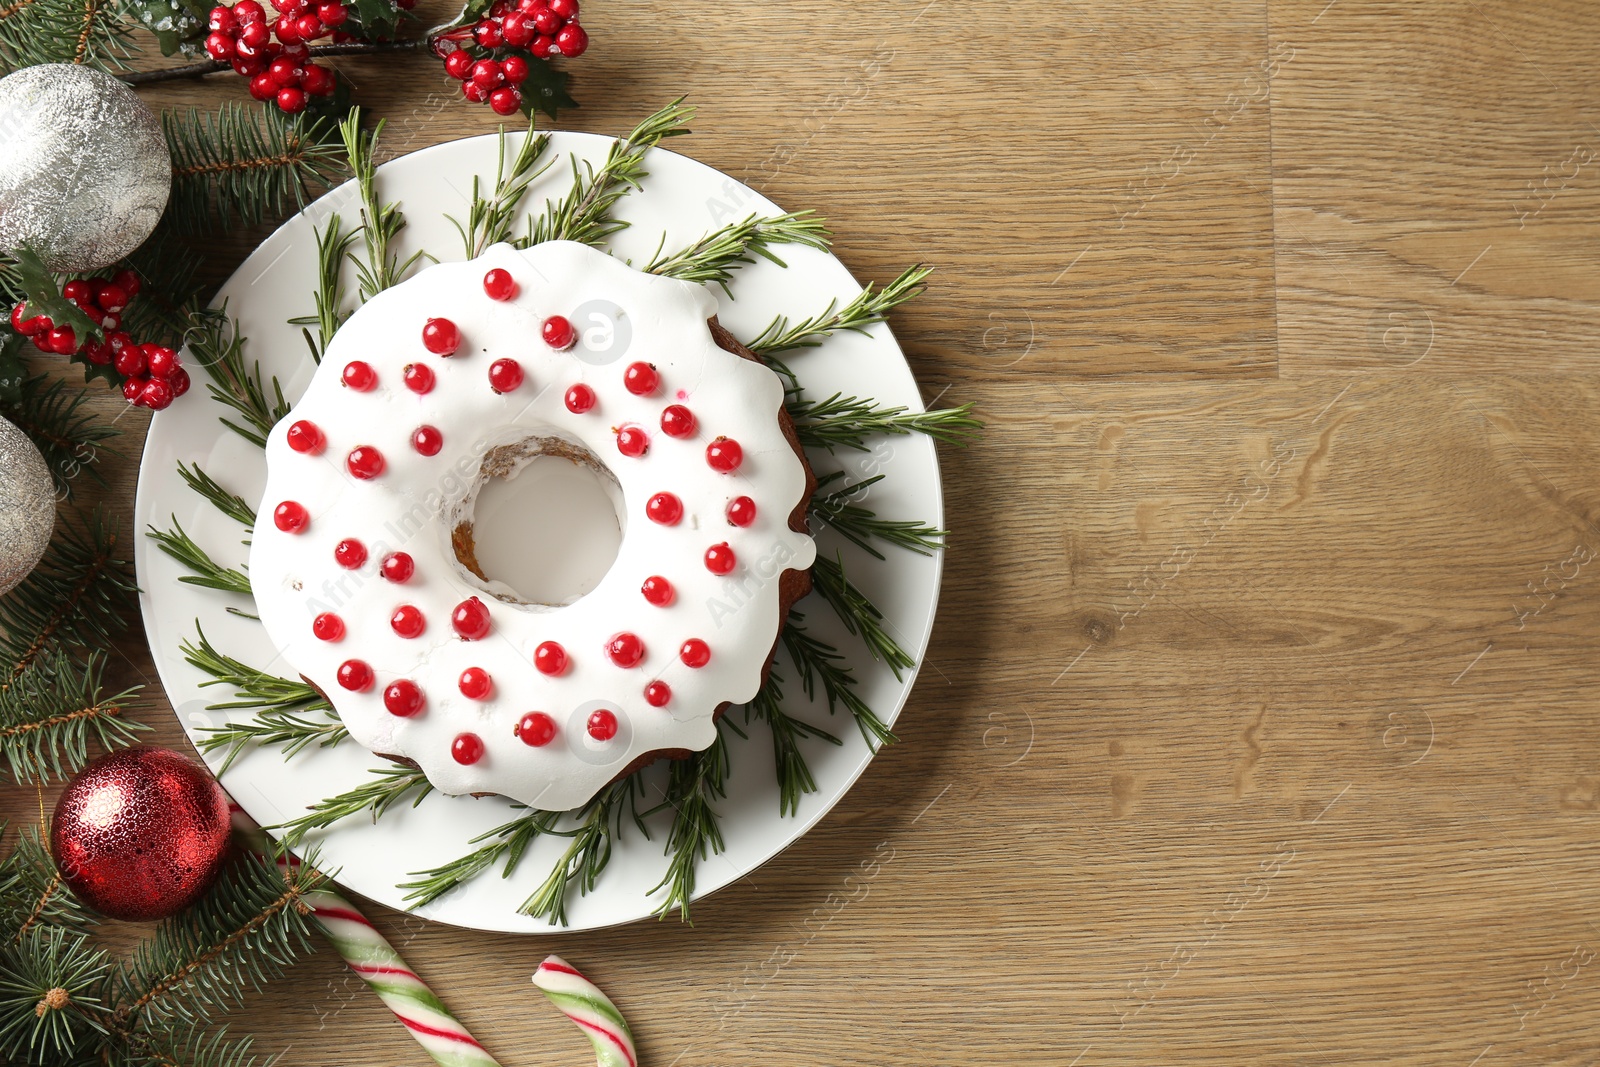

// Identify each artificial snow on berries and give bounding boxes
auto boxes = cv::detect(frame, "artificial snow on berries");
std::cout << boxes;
[207,0,339,114]
[433,0,590,116]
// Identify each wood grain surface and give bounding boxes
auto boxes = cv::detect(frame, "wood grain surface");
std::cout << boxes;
[10,0,1600,1063]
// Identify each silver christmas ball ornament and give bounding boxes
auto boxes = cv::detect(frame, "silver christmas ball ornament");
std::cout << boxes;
[0,64,170,274]
[0,416,55,597]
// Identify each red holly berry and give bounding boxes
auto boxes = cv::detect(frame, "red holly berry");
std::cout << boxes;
[641,575,674,606]
[209,5,237,31]
[606,632,644,668]
[121,377,146,403]
[644,681,671,707]
[390,605,425,639]
[555,22,587,56]
[346,446,385,479]
[82,341,112,365]
[334,538,367,569]
[381,552,415,583]
[517,711,557,746]
[469,58,504,87]
[315,1,345,25]
[705,542,736,574]
[646,492,682,525]
[144,345,179,377]
[501,10,533,45]
[680,638,711,668]
[542,315,576,350]
[302,63,335,96]
[205,32,237,60]
[342,360,377,390]
[403,363,435,394]
[707,437,743,472]
[452,733,485,764]
[616,426,648,457]
[532,6,559,33]
[501,55,529,83]
[529,33,555,56]
[286,419,325,454]
[45,326,77,355]
[534,641,567,676]
[549,0,578,17]
[623,362,659,396]
[483,268,517,300]
[384,679,425,716]
[412,425,443,456]
[169,367,192,397]
[112,269,141,298]
[660,404,696,438]
[727,496,757,527]
[312,612,345,641]
[444,49,473,79]
[337,658,374,691]
[587,707,618,741]
[489,87,523,116]
[274,500,309,533]
[488,358,524,393]
[422,317,461,356]
[565,383,596,413]
[459,667,493,699]
[452,597,491,640]
[473,19,503,47]
[276,87,307,114]
[268,54,300,86]
[463,81,490,103]
[140,379,174,411]
[113,346,146,378]
[249,73,276,101]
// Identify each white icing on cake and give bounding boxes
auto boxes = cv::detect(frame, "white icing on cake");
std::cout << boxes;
[249,241,816,811]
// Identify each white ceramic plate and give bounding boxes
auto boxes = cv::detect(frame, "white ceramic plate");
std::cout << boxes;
[134,130,944,932]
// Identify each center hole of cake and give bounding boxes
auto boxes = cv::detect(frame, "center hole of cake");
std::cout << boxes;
[459,445,624,607]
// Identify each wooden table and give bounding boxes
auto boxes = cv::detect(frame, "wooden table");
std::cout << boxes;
[26,0,1600,1062]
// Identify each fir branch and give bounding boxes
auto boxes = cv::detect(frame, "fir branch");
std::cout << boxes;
[648,725,729,923]
[644,211,831,295]
[788,392,981,453]
[180,628,327,715]
[0,650,145,784]
[118,37,428,84]
[0,512,134,690]
[0,374,119,498]
[398,808,557,909]
[519,778,641,926]
[0,927,110,1062]
[186,309,289,448]
[0,826,99,941]
[746,264,932,358]
[810,553,916,680]
[285,212,356,364]
[340,110,424,300]
[449,125,552,259]
[783,615,896,749]
[112,224,207,347]
[176,462,255,530]
[273,767,433,847]
[524,99,694,248]
[146,519,251,597]
[124,1025,271,1067]
[112,849,325,1030]
[0,0,134,73]
[744,670,839,817]
[165,104,345,236]
[809,473,945,559]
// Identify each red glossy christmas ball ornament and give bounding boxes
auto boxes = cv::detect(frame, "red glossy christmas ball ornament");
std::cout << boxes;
[51,747,231,922]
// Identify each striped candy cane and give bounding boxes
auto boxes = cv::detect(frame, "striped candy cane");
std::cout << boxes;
[533,956,638,1067]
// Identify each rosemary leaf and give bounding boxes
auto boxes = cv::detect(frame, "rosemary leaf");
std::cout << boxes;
[788,392,981,453]
[782,615,896,749]
[273,766,434,847]
[519,777,641,926]
[146,520,251,597]
[340,110,425,300]
[176,461,255,530]
[809,474,945,559]
[186,308,289,449]
[746,264,932,358]
[645,210,831,295]
[449,125,553,259]
[744,670,839,818]
[398,808,558,909]
[196,709,347,776]
[285,210,356,363]
[180,627,327,714]
[810,554,915,680]
[648,725,730,923]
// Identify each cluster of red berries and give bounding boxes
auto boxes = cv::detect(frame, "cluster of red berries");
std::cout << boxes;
[9,272,191,411]
[436,0,587,116]
[203,0,348,113]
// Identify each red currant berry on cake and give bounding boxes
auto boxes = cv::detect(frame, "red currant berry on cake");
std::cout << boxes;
[334,538,367,568]
[660,404,696,438]
[586,707,618,741]
[451,732,485,764]
[286,419,325,454]
[346,446,385,479]
[623,362,659,396]
[516,711,557,746]
[534,641,568,676]
[483,268,517,300]
[542,315,576,350]
[706,437,743,473]
[342,360,377,391]
[606,632,644,668]
[727,496,757,527]
[422,317,461,355]
[337,659,374,691]
[615,426,648,457]
[312,612,345,641]
[565,383,596,413]
[381,552,415,583]
[705,542,736,574]
[403,363,435,394]
[412,425,443,456]
[452,597,491,640]
[488,358,524,393]
[680,638,711,668]
[641,575,674,606]
[459,667,493,699]
[390,605,425,639]
[646,492,682,525]
[384,679,425,717]
[644,681,671,707]
[273,501,309,533]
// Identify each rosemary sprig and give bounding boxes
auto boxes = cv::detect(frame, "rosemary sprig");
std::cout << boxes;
[286,210,356,363]
[186,309,289,448]
[399,808,558,909]
[811,553,915,679]
[196,709,348,776]
[783,615,896,749]
[519,777,642,925]
[788,392,981,453]
[273,765,434,847]
[645,211,831,295]
[180,627,327,714]
[746,264,932,358]
[648,724,730,922]
[523,99,694,248]
[809,473,945,559]
[449,125,553,259]
[176,461,255,531]
[745,671,839,818]
[145,520,251,597]
[339,110,425,300]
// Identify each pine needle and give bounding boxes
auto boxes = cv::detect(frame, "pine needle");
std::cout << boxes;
[449,124,553,259]
[0,374,119,499]
[644,211,831,296]
[746,264,932,358]
[788,392,982,453]
[340,109,425,300]
[185,309,289,449]
[0,825,99,940]
[273,767,433,847]
[398,808,558,909]
[0,0,134,72]
[0,650,144,784]
[146,519,252,597]
[648,725,730,923]
[0,926,110,1061]
[809,473,946,560]
[810,553,916,680]
[744,670,839,817]
[783,615,896,749]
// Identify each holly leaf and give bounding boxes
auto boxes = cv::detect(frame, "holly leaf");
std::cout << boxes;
[0,331,27,406]
[342,0,410,41]
[124,0,211,56]
[11,247,101,347]
[518,56,577,121]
